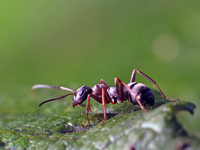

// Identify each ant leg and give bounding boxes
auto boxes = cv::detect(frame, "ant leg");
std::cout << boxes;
[103,87,116,104]
[84,94,106,127]
[100,87,107,126]
[122,81,149,113]
[100,87,116,126]
[130,69,137,83]
[100,79,117,104]
[115,78,119,89]
[100,79,108,86]
[116,77,149,113]
[83,94,91,127]
[130,69,179,101]
[84,86,115,126]
[115,77,124,103]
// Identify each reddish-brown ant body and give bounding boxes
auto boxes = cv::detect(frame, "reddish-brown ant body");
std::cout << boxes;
[32,69,178,126]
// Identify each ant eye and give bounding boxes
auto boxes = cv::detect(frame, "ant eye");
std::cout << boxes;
[79,90,84,96]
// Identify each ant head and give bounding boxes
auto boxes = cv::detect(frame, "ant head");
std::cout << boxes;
[73,86,92,107]
[34,84,92,108]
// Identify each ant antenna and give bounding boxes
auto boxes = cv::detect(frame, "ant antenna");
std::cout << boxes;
[32,84,76,107]
[32,84,75,93]
[38,93,75,108]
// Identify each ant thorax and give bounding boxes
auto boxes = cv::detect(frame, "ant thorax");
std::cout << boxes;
[92,84,108,95]
[92,84,120,103]
[107,87,120,103]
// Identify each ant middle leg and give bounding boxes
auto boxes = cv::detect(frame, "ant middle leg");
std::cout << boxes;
[100,87,107,126]
[100,86,119,126]
[130,69,179,101]
[100,79,109,87]
[100,79,119,104]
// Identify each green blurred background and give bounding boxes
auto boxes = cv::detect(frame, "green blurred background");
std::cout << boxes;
[0,1,200,137]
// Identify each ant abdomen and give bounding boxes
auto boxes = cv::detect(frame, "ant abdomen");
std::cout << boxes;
[125,82,155,106]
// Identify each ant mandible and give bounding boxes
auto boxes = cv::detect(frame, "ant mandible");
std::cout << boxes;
[32,69,179,127]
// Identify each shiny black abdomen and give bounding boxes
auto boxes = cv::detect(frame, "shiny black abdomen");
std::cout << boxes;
[124,82,155,106]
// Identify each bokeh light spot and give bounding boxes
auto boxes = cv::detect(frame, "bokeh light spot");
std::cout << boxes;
[152,33,180,62]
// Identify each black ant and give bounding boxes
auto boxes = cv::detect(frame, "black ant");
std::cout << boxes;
[32,69,179,127]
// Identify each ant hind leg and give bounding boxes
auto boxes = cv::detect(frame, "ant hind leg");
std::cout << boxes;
[116,77,149,113]
[130,69,179,101]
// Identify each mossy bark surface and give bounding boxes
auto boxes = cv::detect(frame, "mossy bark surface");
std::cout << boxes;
[0,99,199,150]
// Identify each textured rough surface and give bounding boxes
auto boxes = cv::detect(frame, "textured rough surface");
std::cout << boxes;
[0,100,199,150]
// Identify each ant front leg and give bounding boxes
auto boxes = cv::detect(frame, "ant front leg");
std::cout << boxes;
[115,77,149,113]
[83,94,92,127]
[83,94,102,127]
[130,69,179,101]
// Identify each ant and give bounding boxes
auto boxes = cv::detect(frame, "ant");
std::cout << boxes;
[32,69,179,127]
